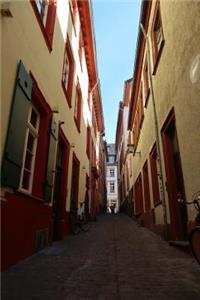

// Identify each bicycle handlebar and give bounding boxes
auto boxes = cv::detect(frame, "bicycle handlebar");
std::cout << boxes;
[178,191,200,211]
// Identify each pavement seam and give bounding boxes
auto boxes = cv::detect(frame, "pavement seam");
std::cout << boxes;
[113,217,121,300]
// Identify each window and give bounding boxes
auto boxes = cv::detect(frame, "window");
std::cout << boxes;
[74,82,82,132]
[151,0,164,74]
[86,125,91,158]
[143,58,150,107]
[110,182,115,193]
[134,174,144,216]
[31,0,57,51]
[108,155,115,163]
[92,110,97,137]
[142,161,151,211]
[132,84,144,150]
[62,38,75,108]
[138,85,144,128]
[19,106,40,192]
[36,0,48,25]
[110,169,114,177]
[79,30,84,71]
[69,0,77,34]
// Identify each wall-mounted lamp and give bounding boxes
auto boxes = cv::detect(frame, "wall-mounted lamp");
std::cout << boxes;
[127,144,141,156]
[127,144,135,154]
[52,106,59,113]
[59,121,65,126]
[70,143,75,148]
[1,2,13,17]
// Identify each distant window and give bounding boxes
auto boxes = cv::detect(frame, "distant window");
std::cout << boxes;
[151,0,164,74]
[74,82,82,132]
[36,0,49,26]
[79,29,84,71]
[86,125,91,158]
[110,182,115,193]
[108,155,115,163]
[143,58,150,107]
[31,0,57,51]
[62,38,75,108]
[110,169,114,177]
[69,0,77,34]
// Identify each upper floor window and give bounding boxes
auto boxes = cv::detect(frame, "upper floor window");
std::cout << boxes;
[36,0,49,25]
[74,82,82,132]
[108,155,115,163]
[86,125,91,158]
[69,0,77,34]
[62,38,75,108]
[92,110,97,137]
[110,169,115,177]
[143,58,150,107]
[151,0,164,74]
[31,0,57,51]
[79,30,84,71]
[110,182,115,193]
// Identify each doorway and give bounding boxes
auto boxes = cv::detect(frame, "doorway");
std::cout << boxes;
[52,132,69,241]
[52,141,64,240]
[70,153,80,213]
[161,109,188,240]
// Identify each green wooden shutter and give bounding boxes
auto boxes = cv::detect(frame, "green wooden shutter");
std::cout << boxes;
[44,118,58,203]
[1,61,32,188]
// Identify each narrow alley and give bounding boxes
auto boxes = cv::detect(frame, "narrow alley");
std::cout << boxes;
[2,214,200,300]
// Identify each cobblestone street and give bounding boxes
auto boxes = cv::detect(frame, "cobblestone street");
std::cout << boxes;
[2,214,200,300]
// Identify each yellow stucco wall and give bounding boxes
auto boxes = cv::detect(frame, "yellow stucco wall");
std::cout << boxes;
[1,1,96,212]
[131,0,200,224]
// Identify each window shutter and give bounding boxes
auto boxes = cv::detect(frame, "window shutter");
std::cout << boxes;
[44,117,58,203]
[1,61,32,188]
[46,0,57,45]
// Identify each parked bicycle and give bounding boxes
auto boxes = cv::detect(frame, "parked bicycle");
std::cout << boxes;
[178,191,200,264]
[70,203,90,235]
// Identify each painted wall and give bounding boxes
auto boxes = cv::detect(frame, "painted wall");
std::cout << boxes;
[1,1,101,269]
[130,0,200,234]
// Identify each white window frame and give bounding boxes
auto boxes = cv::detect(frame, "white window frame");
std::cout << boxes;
[36,0,49,26]
[110,182,115,193]
[110,168,114,177]
[62,51,70,90]
[19,105,40,193]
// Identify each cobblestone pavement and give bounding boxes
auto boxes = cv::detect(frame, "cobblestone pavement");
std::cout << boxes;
[2,214,200,300]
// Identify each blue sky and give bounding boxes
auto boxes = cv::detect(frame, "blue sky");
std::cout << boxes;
[92,0,141,143]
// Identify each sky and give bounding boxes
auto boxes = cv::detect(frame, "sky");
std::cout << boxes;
[92,0,141,144]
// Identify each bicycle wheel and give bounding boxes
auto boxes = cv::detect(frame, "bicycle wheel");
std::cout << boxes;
[70,214,81,235]
[190,227,200,264]
[81,220,90,232]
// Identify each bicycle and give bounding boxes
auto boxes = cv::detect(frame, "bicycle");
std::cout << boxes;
[70,203,90,235]
[178,191,200,264]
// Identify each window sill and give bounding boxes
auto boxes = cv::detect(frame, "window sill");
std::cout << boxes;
[154,200,162,207]
[16,190,45,203]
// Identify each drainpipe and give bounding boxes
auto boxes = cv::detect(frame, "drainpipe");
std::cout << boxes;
[89,80,99,219]
[140,23,168,240]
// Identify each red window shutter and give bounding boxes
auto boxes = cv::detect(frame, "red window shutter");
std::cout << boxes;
[46,0,57,45]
